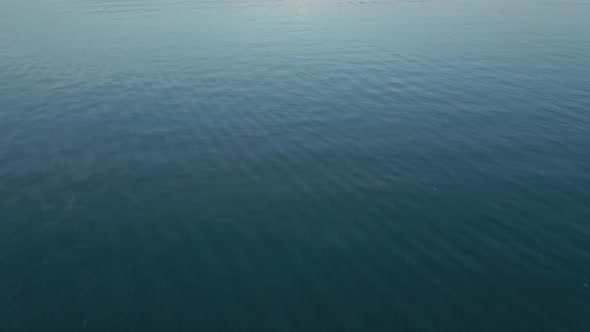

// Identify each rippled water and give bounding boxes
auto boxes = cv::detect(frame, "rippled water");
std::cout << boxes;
[1,0,590,330]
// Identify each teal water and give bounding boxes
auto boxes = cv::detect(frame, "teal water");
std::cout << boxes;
[1,0,590,330]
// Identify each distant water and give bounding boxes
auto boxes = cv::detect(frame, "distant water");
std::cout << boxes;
[1,0,590,330]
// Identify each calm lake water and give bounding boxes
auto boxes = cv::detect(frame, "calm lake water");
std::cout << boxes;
[1,0,590,330]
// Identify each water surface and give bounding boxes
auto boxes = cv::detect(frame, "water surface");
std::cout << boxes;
[1,0,590,330]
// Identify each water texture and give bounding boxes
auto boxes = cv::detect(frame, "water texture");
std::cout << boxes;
[1,0,590,330]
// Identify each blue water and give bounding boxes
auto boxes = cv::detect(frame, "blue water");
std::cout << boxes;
[1,0,590,330]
